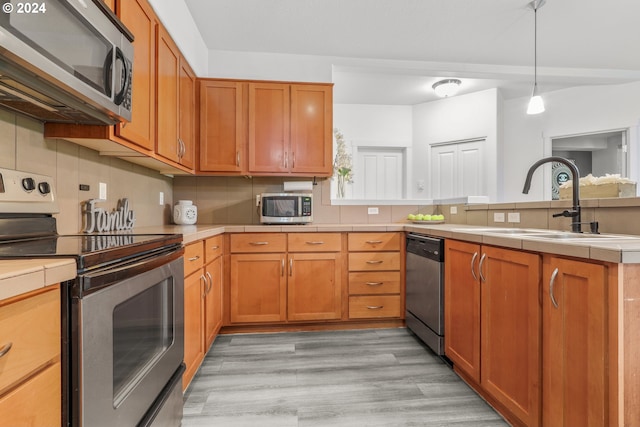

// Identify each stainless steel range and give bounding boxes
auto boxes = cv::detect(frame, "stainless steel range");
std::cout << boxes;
[0,167,185,427]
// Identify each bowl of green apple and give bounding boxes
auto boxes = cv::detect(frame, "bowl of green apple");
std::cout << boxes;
[407,214,445,224]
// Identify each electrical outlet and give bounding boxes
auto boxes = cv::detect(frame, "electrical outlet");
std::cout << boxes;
[508,212,521,223]
[159,192,164,205]
[256,194,261,206]
[450,206,458,214]
[494,212,505,223]
[417,179,425,191]
[368,207,379,215]
[99,182,107,200]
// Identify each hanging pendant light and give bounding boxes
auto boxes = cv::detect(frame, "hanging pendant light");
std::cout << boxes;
[527,0,545,115]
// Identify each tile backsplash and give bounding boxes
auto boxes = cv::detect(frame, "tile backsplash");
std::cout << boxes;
[0,111,173,234]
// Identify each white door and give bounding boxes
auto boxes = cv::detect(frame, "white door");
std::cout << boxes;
[354,148,404,199]
[430,139,484,198]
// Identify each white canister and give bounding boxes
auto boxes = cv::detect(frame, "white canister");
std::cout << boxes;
[173,200,197,225]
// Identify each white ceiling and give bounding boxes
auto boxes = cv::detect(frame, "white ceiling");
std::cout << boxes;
[183,0,640,105]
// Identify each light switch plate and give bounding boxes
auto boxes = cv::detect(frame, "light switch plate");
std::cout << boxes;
[368,207,379,215]
[508,212,521,223]
[99,182,107,200]
[494,212,505,223]
[450,206,458,214]
[159,192,164,205]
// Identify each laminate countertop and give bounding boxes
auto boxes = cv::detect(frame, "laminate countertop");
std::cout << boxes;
[4,222,640,301]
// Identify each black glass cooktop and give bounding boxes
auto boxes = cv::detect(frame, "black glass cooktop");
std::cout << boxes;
[0,233,183,270]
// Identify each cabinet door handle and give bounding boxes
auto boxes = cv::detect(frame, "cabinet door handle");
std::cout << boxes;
[365,240,383,244]
[478,253,487,282]
[292,152,295,168]
[284,151,288,169]
[470,252,479,281]
[0,342,12,358]
[205,271,213,294]
[188,255,200,262]
[236,151,240,167]
[305,241,324,245]
[549,267,559,309]
[366,282,383,286]
[289,258,293,276]
[200,274,207,298]
[210,245,220,251]
[249,241,269,246]
[366,260,384,264]
[281,258,285,276]
[366,305,384,310]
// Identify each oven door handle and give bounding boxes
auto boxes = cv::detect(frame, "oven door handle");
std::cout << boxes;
[78,247,184,295]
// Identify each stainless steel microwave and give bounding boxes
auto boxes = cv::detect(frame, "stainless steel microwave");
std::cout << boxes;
[0,0,134,124]
[259,193,313,224]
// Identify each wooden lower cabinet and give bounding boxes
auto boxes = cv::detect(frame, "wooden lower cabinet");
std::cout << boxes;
[204,255,223,349]
[0,285,61,427]
[445,240,540,427]
[288,252,342,321]
[183,268,205,390]
[542,255,607,427]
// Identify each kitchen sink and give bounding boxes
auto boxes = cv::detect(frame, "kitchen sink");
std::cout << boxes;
[528,233,636,240]
[453,227,552,235]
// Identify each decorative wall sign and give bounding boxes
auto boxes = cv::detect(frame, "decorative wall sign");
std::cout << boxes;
[82,198,136,233]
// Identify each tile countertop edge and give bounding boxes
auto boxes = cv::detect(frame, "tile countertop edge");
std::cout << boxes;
[0,258,76,301]
[135,223,640,264]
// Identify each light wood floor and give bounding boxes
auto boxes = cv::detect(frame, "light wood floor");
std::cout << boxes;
[182,328,509,426]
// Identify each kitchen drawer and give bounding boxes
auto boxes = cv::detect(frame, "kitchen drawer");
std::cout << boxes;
[348,232,401,251]
[205,235,224,262]
[0,361,61,426]
[230,233,286,253]
[349,295,401,319]
[288,233,341,252]
[184,241,204,277]
[0,287,60,395]
[349,252,400,271]
[348,271,401,295]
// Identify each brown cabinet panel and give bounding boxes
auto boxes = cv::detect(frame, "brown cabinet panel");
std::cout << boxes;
[444,239,481,382]
[348,232,401,251]
[183,270,205,390]
[204,256,223,349]
[349,295,401,319]
[205,235,224,262]
[542,257,607,427]
[287,252,342,321]
[229,253,287,323]
[230,233,287,253]
[199,80,245,172]
[348,252,400,272]
[290,84,333,175]
[156,25,180,163]
[178,58,196,169]
[116,0,155,150]
[287,232,342,252]
[183,241,204,277]
[248,82,290,173]
[348,271,401,295]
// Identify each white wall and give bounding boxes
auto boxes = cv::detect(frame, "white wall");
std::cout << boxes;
[412,89,501,201]
[148,0,209,75]
[503,81,640,201]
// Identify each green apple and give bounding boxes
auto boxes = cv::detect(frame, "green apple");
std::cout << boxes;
[407,214,416,220]
[423,214,432,221]
[415,214,424,221]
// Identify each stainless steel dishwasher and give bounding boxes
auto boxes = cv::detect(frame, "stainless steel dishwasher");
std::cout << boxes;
[405,233,445,356]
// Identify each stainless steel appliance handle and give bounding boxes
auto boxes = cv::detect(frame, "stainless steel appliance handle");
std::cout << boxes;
[478,253,487,282]
[550,267,559,308]
[113,47,130,106]
[471,251,478,281]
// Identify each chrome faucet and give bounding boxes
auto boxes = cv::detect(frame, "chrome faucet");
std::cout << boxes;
[522,156,582,233]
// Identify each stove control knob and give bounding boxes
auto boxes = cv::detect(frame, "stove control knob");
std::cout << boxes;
[22,177,36,192]
[38,181,51,195]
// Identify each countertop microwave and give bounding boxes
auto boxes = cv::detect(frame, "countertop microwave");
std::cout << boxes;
[259,193,313,224]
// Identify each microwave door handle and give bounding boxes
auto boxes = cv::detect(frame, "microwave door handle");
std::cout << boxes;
[113,47,129,106]
[102,47,114,98]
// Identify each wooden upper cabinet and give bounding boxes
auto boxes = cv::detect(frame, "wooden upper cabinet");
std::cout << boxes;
[178,58,196,169]
[156,25,180,164]
[290,84,333,175]
[116,0,156,150]
[199,80,245,172]
[248,82,290,173]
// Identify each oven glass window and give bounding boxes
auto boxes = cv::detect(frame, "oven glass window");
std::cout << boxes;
[112,278,173,401]
[263,197,297,217]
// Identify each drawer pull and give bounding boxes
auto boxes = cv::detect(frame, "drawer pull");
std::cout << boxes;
[210,245,220,250]
[366,260,384,264]
[366,282,384,286]
[249,241,269,246]
[0,342,13,358]
[366,305,384,310]
[365,240,383,244]
[188,256,200,262]
[305,241,325,245]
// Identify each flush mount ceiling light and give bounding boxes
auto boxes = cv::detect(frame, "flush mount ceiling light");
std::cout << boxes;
[526,0,546,115]
[432,79,462,98]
